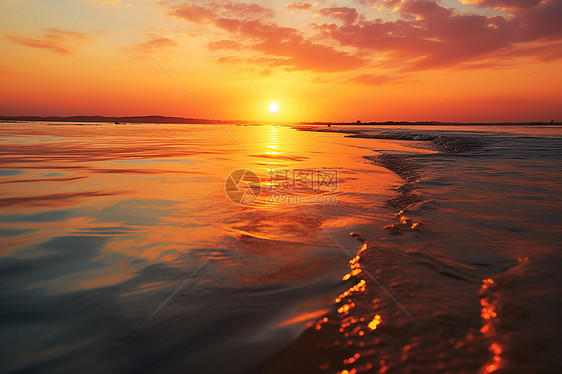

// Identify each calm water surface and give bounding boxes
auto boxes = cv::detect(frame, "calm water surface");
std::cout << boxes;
[0,122,561,373]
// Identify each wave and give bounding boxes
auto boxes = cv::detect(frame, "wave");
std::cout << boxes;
[295,125,483,153]
[249,126,562,374]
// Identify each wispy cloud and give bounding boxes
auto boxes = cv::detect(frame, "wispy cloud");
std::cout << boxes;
[5,28,91,54]
[458,0,542,9]
[85,0,123,5]
[318,7,361,25]
[349,73,394,86]
[127,33,178,55]
[207,39,243,50]
[286,2,313,10]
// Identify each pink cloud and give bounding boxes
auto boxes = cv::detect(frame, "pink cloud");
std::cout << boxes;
[5,28,91,54]
[208,39,243,50]
[168,0,562,72]
[217,55,289,67]
[517,0,562,39]
[400,0,452,17]
[460,0,542,9]
[318,7,361,25]
[170,1,273,22]
[215,18,366,71]
[171,2,366,72]
[5,34,72,54]
[353,0,402,7]
[170,3,215,23]
[319,0,562,70]
[44,28,90,40]
[129,33,178,54]
[219,1,274,18]
[495,41,562,62]
[286,2,313,10]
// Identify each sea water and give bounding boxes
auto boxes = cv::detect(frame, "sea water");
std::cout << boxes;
[0,122,560,373]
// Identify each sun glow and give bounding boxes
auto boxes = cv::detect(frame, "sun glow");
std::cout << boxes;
[269,102,279,113]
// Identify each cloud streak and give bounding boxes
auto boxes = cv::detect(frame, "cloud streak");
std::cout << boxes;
[169,1,366,72]
[5,28,91,54]
[128,33,178,54]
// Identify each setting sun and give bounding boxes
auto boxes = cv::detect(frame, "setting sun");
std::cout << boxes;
[269,102,279,113]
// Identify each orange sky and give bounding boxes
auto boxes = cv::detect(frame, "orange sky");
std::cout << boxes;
[1,0,561,122]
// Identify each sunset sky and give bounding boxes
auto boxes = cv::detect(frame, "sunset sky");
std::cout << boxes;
[1,0,561,122]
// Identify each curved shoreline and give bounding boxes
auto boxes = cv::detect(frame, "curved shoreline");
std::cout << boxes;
[247,127,491,374]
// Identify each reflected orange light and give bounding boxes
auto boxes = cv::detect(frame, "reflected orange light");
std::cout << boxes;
[480,277,503,373]
[343,353,360,365]
[485,342,503,373]
[338,369,357,374]
[482,278,494,289]
[278,308,331,327]
[342,244,366,281]
[480,298,497,320]
[332,242,374,374]
[368,315,382,330]
[336,279,366,303]
[338,303,355,315]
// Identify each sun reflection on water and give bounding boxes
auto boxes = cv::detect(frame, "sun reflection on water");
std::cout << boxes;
[266,126,280,156]
[315,241,393,374]
[368,315,382,330]
[480,278,503,373]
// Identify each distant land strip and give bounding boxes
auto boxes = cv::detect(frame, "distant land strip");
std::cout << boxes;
[0,115,559,126]
[0,115,249,124]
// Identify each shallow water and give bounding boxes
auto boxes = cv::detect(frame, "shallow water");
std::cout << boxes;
[0,122,561,373]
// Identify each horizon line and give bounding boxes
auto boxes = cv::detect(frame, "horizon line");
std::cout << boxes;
[0,115,559,126]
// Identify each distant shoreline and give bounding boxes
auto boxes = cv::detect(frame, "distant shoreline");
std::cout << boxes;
[0,115,245,125]
[296,121,561,126]
[0,115,559,126]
